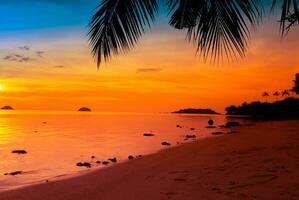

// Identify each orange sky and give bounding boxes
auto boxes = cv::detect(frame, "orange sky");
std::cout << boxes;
[0,17,299,113]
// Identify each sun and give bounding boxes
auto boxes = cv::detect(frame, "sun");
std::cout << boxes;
[0,84,3,91]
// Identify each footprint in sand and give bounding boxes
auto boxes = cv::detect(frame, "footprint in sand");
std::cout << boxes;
[168,171,189,182]
[249,174,277,184]
[228,174,277,190]
[232,146,267,156]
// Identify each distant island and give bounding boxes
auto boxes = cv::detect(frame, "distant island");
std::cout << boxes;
[1,106,14,110]
[225,97,299,119]
[78,107,92,112]
[172,108,219,114]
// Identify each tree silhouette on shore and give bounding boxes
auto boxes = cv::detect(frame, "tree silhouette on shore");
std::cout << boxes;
[225,98,299,119]
[273,91,280,101]
[262,92,269,102]
[88,0,299,67]
[282,89,290,98]
[292,73,299,95]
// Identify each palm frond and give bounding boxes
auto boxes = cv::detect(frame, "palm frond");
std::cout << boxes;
[168,0,262,62]
[167,0,201,29]
[272,0,299,35]
[88,0,158,67]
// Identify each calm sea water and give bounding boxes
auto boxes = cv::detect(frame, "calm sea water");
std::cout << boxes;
[0,111,249,190]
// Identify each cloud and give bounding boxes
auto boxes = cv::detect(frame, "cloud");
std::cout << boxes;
[36,51,45,57]
[14,54,22,58]
[54,65,65,68]
[1,46,45,63]
[20,57,35,62]
[137,68,163,73]
[19,45,30,51]
[3,54,35,63]
[3,55,12,60]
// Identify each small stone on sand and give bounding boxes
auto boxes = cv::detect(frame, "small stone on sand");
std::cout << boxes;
[128,155,134,160]
[11,150,27,154]
[161,142,171,146]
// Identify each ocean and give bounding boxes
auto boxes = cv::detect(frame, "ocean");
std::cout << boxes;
[0,110,248,190]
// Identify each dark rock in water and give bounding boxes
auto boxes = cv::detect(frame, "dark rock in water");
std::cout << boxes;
[102,161,109,165]
[78,107,92,112]
[185,135,196,139]
[42,121,47,124]
[128,155,134,160]
[211,132,224,135]
[96,161,101,164]
[161,142,171,146]
[190,128,195,131]
[176,125,182,128]
[1,106,14,110]
[226,131,239,135]
[76,162,91,168]
[205,125,216,129]
[91,156,95,159]
[208,119,214,125]
[143,133,154,136]
[10,171,22,176]
[5,171,22,176]
[108,157,117,163]
[138,155,142,158]
[46,180,49,183]
[225,122,241,127]
[83,162,91,167]
[11,150,27,154]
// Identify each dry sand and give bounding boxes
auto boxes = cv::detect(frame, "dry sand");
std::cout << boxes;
[1,120,299,200]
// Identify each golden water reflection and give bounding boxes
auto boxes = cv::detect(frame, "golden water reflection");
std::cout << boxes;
[0,110,251,190]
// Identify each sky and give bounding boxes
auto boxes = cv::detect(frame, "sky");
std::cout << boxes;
[0,0,298,113]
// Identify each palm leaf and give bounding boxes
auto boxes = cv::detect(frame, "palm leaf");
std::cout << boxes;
[168,0,261,61]
[167,0,201,29]
[272,0,299,35]
[88,0,158,67]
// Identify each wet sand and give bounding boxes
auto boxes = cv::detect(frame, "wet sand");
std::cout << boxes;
[0,120,299,200]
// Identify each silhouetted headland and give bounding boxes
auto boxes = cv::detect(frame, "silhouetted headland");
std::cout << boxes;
[225,97,299,119]
[1,105,14,110]
[78,107,92,112]
[172,108,219,114]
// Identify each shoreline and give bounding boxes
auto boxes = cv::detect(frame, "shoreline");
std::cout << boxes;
[1,120,299,199]
[0,133,209,192]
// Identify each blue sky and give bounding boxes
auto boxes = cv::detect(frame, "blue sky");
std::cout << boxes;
[0,0,274,34]
[0,0,99,31]
[0,0,174,33]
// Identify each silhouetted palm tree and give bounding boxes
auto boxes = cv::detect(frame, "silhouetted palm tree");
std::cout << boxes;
[88,0,299,67]
[262,92,269,102]
[291,73,299,95]
[273,91,280,101]
[281,89,290,98]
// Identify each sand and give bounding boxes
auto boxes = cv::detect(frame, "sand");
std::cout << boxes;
[0,120,299,200]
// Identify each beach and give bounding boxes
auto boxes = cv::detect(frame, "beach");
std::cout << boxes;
[0,120,298,200]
